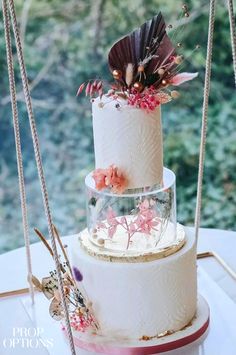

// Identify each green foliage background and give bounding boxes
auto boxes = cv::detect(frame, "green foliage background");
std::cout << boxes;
[0,0,235,252]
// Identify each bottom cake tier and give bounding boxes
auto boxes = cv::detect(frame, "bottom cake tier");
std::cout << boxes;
[62,295,209,355]
[70,225,197,341]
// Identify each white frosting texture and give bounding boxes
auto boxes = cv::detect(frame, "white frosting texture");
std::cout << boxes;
[92,97,163,189]
[71,227,197,340]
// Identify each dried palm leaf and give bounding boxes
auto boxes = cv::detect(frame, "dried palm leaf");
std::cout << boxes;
[108,12,176,89]
[53,224,73,278]
[30,275,42,291]
[34,228,54,257]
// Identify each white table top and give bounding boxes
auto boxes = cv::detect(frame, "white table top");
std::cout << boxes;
[0,227,236,355]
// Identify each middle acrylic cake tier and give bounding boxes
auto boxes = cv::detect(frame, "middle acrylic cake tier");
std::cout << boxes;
[86,167,182,257]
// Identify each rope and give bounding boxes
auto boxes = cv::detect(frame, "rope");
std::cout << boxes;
[227,0,236,87]
[6,0,76,353]
[2,0,34,303]
[194,0,216,241]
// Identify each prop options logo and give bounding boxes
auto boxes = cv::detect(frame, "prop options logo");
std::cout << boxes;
[2,327,54,349]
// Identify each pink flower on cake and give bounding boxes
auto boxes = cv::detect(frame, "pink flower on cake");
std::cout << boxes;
[138,199,150,211]
[128,86,161,111]
[96,200,160,247]
[70,312,97,333]
[135,199,159,234]
[92,168,107,190]
[92,165,127,194]
[127,86,172,111]
[106,165,128,194]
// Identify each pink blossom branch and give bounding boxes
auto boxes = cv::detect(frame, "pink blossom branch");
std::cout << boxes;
[122,217,132,250]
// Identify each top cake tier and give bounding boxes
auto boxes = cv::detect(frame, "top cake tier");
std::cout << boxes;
[92,96,163,189]
[77,12,198,193]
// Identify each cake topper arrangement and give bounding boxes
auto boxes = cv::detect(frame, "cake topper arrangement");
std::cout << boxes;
[77,9,198,111]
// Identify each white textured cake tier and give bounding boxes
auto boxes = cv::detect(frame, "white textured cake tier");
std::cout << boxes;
[71,227,197,340]
[92,96,163,189]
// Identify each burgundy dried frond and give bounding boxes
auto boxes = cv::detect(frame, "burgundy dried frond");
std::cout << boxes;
[76,82,85,96]
[99,88,103,98]
[96,81,103,91]
[77,80,104,98]
[108,12,176,89]
[90,81,96,95]
[85,82,92,96]
[90,80,104,97]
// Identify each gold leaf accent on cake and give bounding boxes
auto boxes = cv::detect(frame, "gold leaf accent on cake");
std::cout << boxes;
[139,314,196,341]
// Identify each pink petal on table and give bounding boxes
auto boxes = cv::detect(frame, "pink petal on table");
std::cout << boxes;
[171,72,198,86]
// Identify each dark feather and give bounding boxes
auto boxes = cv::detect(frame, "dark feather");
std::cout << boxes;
[108,12,176,88]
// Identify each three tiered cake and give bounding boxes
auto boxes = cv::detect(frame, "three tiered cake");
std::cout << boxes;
[68,11,208,354]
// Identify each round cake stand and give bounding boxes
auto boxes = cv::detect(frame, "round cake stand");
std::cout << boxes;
[63,295,210,355]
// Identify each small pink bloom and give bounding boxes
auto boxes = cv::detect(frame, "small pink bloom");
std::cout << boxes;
[70,312,96,333]
[127,87,161,111]
[92,168,107,190]
[107,207,119,226]
[139,199,149,211]
[129,222,136,233]
[92,165,127,194]
[135,199,159,235]
[155,92,171,104]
